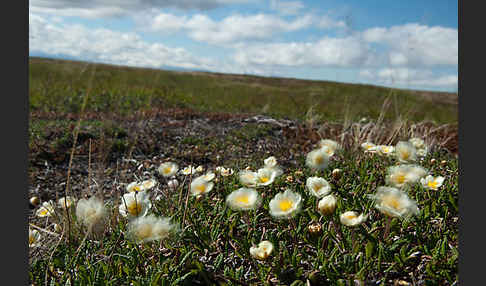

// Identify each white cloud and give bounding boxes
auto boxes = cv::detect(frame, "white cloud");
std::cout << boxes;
[30,0,253,18]
[269,0,304,16]
[362,23,457,67]
[233,36,375,68]
[359,68,458,89]
[149,13,315,44]
[29,13,216,70]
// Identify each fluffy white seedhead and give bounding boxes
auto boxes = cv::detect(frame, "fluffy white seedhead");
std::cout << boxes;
[127,215,177,244]
[75,196,107,232]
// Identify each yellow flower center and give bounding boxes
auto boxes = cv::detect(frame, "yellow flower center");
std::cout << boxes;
[163,167,172,174]
[259,176,269,183]
[383,196,401,210]
[131,185,141,192]
[29,235,35,245]
[427,181,438,189]
[39,209,48,216]
[313,182,323,191]
[196,184,206,193]
[127,202,143,216]
[315,156,323,164]
[236,195,250,205]
[279,199,293,212]
[395,174,406,184]
[345,214,357,220]
[401,151,410,160]
[136,225,152,240]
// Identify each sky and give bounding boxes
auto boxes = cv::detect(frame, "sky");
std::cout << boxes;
[29,0,458,92]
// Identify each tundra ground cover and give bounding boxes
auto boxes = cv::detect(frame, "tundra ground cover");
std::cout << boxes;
[28,57,458,285]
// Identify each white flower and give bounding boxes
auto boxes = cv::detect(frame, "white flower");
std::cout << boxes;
[420,175,445,190]
[58,196,75,209]
[254,167,278,187]
[126,181,144,193]
[58,196,75,210]
[318,139,341,156]
[263,156,284,177]
[340,211,367,227]
[269,189,302,219]
[119,191,152,219]
[317,194,337,216]
[417,147,428,157]
[190,176,214,196]
[75,196,107,229]
[361,142,377,152]
[201,172,216,182]
[264,156,278,168]
[239,170,258,187]
[306,148,331,170]
[306,177,331,198]
[386,164,428,188]
[395,141,417,163]
[140,179,157,191]
[409,138,425,149]
[376,145,395,156]
[158,162,179,177]
[181,165,197,175]
[127,215,177,244]
[368,186,419,219]
[36,201,55,218]
[195,165,204,173]
[29,229,42,248]
[216,166,234,176]
[167,179,179,190]
[250,240,274,260]
[226,188,262,211]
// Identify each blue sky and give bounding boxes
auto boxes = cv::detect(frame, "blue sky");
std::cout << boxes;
[29,0,458,92]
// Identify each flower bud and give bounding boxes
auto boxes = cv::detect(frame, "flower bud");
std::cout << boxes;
[318,194,337,216]
[308,222,322,234]
[29,196,40,207]
[53,223,62,233]
[331,168,342,180]
[167,179,179,190]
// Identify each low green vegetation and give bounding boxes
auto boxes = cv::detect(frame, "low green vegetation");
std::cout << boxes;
[29,57,457,124]
[28,57,458,285]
